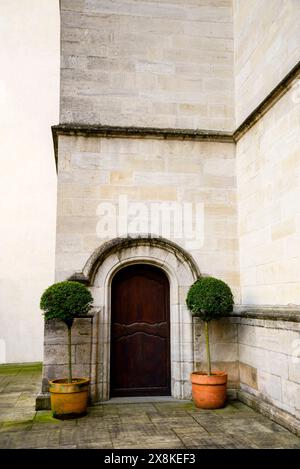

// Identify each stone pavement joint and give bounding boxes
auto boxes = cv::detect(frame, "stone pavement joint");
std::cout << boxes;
[0,363,300,449]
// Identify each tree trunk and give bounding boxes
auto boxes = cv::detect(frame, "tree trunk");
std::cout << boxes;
[205,321,211,376]
[67,325,72,383]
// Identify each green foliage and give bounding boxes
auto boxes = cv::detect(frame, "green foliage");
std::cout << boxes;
[186,276,234,322]
[40,281,93,327]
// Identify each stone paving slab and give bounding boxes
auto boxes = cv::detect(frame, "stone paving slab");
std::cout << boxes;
[0,363,300,449]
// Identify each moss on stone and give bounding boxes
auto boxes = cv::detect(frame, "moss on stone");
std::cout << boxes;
[34,410,60,424]
[213,403,240,414]
[0,362,42,375]
[182,402,196,411]
[1,420,33,431]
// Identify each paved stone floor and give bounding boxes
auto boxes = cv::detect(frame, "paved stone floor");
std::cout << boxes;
[0,363,300,449]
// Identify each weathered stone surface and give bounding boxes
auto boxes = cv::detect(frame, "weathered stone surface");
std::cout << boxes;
[193,317,239,386]
[237,85,300,308]
[35,392,50,411]
[238,389,300,438]
[234,0,300,125]
[60,0,234,130]
[239,362,258,390]
[55,136,238,295]
[75,343,92,365]
[43,364,91,383]
[41,316,93,395]
[288,361,300,384]
[43,345,76,365]
[42,0,300,438]
[2,364,300,448]
[235,314,300,419]
[44,318,93,345]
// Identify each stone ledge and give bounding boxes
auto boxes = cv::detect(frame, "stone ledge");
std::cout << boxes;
[238,390,300,437]
[35,392,51,411]
[227,388,238,401]
[231,307,300,323]
[52,123,233,142]
[51,60,300,167]
[52,124,233,168]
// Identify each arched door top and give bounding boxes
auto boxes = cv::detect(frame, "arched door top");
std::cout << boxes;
[110,263,171,397]
[70,235,199,402]
[68,235,200,286]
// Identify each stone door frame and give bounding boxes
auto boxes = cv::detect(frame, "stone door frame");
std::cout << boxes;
[71,236,200,403]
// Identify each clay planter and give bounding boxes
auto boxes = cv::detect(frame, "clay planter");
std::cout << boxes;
[49,378,90,419]
[191,371,227,409]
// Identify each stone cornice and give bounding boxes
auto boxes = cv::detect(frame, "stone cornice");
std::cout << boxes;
[231,306,300,323]
[52,59,300,166]
[52,124,233,142]
[51,124,233,167]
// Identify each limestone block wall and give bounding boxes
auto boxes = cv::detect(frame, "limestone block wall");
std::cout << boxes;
[60,0,234,130]
[233,4,300,427]
[236,315,300,421]
[41,317,93,393]
[236,86,300,306]
[56,135,240,302]
[193,317,239,394]
[233,0,300,125]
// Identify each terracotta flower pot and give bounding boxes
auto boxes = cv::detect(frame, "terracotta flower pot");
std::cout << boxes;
[49,378,90,419]
[191,371,227,409]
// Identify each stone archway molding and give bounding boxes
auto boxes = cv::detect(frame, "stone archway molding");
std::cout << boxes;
[68,235,200,286]
[68,235,201,402]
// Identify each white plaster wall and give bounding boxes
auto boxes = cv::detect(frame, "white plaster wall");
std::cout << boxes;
[0,1,60,362]
[233,0,300,126]
[236,86,300,306]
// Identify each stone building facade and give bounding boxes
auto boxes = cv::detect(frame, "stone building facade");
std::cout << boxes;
[38,0,300,435]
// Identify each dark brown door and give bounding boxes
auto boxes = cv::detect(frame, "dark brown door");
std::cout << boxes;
[110,264,170,397]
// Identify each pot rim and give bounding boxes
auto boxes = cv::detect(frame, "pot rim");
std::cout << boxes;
[49,377,90,386]
[191,371,227,377]
[190,370,227,386]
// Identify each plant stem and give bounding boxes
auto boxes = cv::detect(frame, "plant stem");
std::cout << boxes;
[67,325,72,383]
[205,321,211,376]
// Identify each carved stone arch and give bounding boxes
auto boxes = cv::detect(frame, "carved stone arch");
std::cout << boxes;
[71,236,200,402]
[69,235,200,286]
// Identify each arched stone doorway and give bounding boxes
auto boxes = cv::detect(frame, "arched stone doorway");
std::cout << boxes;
[110,263,171,397]
[79,236,200,403]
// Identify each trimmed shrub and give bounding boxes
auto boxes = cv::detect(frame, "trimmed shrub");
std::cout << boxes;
[40,281,93,382]
[40,281,93,327]
[186,276,234,375]
[186,276,233,322]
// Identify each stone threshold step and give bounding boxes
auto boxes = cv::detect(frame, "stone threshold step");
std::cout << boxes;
[95,396,190,404]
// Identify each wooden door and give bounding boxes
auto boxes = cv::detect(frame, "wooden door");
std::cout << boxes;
[110,264,170,397]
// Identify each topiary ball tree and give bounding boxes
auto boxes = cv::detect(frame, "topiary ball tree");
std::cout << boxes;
[40,281,93,383]
[186,276,234,376]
